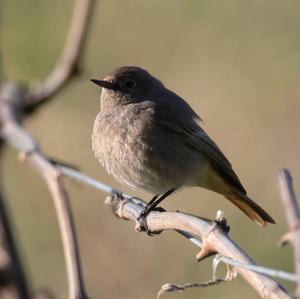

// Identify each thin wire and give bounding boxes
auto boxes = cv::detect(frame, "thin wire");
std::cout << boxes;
[59,165,300,283]
[59,166,132,199]
[218,256,299,282]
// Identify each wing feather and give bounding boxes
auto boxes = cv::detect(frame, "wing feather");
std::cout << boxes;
[154,90,246,194]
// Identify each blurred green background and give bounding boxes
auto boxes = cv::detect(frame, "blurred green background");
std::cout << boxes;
[1,0,300,298]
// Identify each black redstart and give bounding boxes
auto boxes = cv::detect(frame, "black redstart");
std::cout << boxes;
[91,66,275,228]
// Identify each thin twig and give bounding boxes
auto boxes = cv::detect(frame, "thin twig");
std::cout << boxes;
[0,84,89,298]
[27,0,95,104]
[0,0,94,297]
[157,279,226,299]
[26,153,89,299]
[278,169,300,298]
[157,250,238,298]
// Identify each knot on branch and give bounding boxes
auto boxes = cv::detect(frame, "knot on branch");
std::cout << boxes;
[196,237,216,262]
[278,222,300,247]
[214,210,230,234]
[196,211,230,262]
[105,193,131,220]
[0,82,29,124]
[0,83,27,106]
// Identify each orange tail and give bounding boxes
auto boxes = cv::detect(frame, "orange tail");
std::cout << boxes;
[225,191,275,227]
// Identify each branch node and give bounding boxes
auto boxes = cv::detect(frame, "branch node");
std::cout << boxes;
[196,213,230,262]
[278,223,300,247]
[214,210,230,234]
[196,223,217,261]
[105,193,130,220]
[278,232,293,247]
[196,244,216,262]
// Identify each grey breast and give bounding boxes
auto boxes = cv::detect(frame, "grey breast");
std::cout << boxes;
[92,99,202,194]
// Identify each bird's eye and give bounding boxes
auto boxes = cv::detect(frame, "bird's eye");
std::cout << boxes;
[124,79,136,89]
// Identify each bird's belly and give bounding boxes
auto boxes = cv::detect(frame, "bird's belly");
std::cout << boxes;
[95,134,174,193]
[93,114,210,195]
[105,150,207,195]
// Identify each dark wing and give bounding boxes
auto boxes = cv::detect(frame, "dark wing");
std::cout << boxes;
[154,90,246,194]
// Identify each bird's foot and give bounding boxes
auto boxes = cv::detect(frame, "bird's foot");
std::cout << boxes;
[135,206,165,236]
[135,212,149,234]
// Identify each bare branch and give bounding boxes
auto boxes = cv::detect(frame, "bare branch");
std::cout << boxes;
[27,0,95,104]
[278,169,300,298]
[59,165,300,283]
[0,83,89,299]
[0,1,94,297]
[26,154,89,299]
[0,0,95,294]
[157,278,228,299]
[104,194,290,299]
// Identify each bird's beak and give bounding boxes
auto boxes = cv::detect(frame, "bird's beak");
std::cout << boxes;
[90,79,116,90]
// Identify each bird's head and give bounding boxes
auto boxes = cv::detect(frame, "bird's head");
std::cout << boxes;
[91,66,164,106]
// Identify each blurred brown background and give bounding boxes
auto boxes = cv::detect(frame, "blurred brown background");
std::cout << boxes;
[1,0,300,298]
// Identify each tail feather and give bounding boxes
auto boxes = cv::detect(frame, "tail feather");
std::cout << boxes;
[225,191,275,227]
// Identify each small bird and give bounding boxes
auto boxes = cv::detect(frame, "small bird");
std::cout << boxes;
[91,66,275,228]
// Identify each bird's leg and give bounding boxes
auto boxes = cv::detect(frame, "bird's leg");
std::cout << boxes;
[139,188,176,218]
[136,188,176,233]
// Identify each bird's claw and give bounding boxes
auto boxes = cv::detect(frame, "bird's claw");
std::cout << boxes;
[135,206,165,236]
[135,213,150,233]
